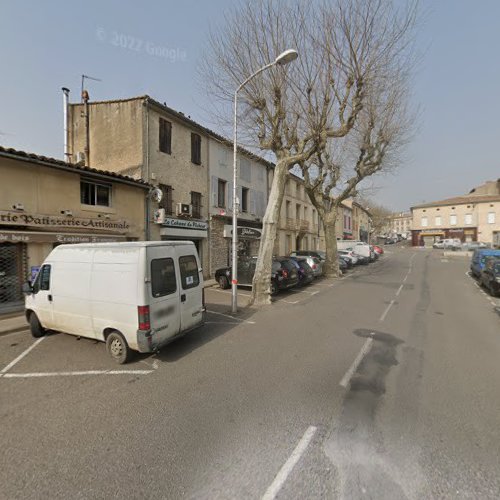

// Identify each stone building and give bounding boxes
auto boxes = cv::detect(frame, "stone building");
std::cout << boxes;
[389,212,412,237]
[0,145,149,313]
[411,179,500,246]
[68,96,211,275]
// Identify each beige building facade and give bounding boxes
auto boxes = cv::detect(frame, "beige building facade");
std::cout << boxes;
[68,96,211,275]
[389,212,412,237]
[0,146,148,313]
[411,180,500,246]
[276,173,325,255]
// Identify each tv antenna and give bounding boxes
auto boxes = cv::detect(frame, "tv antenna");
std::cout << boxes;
[81,74,102,101]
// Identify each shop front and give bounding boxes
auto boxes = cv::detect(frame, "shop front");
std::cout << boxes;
[0,212,134,314]
[159,217,209,277]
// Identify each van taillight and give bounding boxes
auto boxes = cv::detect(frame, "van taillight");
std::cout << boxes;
[282,268,289,278]
[138,305,150,330]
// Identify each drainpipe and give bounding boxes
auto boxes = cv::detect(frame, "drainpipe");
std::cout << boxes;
[62,87,70,161]
[144,99,150,241]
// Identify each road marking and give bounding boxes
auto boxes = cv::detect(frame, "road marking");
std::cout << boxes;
[288,289,319,296]
[209,288,252,297]
[0,337,44,376]
[379,300,395,322]
[2,369,153,378]
[261,426,317,500]
[396,284,404,296]
[204,321,240,325]
[206,310,256,324]
[339,335,374,388]
[282,300,300,305]
[441,259,449,263]
[402,275,408,282]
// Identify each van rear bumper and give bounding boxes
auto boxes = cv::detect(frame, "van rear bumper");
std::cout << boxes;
[136,329,157,353]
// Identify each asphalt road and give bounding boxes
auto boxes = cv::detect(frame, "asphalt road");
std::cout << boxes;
[1,246,499,499]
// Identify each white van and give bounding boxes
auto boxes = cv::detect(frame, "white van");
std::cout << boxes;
[337,240,371,258]
[23,241,205,363]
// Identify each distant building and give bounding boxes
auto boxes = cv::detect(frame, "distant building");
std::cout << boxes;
[389,212,412,236]
[343,199,372,243]
[411,179,500,246]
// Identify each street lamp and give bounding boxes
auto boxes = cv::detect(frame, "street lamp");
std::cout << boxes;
[231,49,298,313]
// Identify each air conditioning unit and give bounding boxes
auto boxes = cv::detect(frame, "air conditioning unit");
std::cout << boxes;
[76,151,86,164]
[154,208,166,224]
[176,203,192,217]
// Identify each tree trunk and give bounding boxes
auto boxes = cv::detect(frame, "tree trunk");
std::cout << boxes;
[323,208,340,278]
[250,159,289,305]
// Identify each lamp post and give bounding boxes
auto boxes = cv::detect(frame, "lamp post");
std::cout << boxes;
[231,49,298,313]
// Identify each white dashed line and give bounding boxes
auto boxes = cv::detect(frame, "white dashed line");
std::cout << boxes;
[2,370,154,378]
[396,284,404,296]
[379,300,395,322]
[339,334,374,388]
[261,426,317,500]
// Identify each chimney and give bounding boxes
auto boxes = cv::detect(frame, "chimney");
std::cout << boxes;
[62,87,70,162]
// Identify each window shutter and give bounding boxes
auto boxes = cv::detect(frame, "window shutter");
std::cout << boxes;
[250,191,257,215]
[211,176,218,207]
[228,181,233,211]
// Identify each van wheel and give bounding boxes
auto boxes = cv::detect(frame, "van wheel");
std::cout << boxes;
[29,313,45,338]
[270,280,278,296]
[106,331,133,364]
[218,276,230,289]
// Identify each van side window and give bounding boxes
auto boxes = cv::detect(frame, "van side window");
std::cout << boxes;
[179,255,200,289]
[151,258,176,297]
[40,265,51,291]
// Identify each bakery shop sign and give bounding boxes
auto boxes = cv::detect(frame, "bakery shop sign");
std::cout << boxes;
[0,211,129,234]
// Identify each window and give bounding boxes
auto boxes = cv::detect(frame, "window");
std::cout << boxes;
[217,179,226,208]
[241,187,249,213]
[159,184,173,215]
[191,133,201,165]
[296,204,301,220]
[80,179,111,207]
[421,216,428,227]
[435,216,442,226]
[286,201,291,219]
[191,191,202,219]
[179,255,200,289]
[151,258,176,297]
[39,265,51,291]
[465,213,472,225]
[450,214,457,226]
[159,118,172,154]
[488,212,496,224]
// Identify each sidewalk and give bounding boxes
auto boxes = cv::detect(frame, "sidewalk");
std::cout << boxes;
[0,279,218,336]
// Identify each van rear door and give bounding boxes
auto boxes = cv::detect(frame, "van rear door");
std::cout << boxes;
[176,250,204,331]
[147,246,181,344]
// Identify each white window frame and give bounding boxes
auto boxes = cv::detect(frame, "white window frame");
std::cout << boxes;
[487,212,496,224]
[435,216,442,226]
[465,213,472,225]
[421,216,428,227]
[449,214,457,226]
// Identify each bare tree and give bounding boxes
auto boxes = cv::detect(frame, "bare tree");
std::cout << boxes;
[201,0,418,303]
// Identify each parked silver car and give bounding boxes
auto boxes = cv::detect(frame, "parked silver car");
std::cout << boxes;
[289,252,323,278]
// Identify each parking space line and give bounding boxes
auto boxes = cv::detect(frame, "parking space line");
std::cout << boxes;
[0,337,44,376]
[339,333,374,388]
[281,300,300,305]
[395,284,404,296]
[206,310,256,324]
[3,369,154,378]
[261,426,317,500]
[0,330,27,339]
[208,288,252,297]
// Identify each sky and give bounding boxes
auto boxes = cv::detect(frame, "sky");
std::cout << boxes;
[1,0,499,212]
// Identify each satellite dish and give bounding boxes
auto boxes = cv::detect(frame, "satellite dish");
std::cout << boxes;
[150,187,163,203]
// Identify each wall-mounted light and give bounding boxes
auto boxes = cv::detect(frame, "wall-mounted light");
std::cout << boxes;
[12,203,25,211]
[60,210,73,216]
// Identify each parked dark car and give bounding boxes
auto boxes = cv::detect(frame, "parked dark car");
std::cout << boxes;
[479,258,500,297]
[290,257,314,286]
[338,257,348,271]
[215,256,299,295]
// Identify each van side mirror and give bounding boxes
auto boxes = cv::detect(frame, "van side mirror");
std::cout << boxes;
[21,282,33,294]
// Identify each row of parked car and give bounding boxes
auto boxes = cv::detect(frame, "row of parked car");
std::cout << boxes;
[470,248,500,298]
[215,241,384,296]
[433,238,490,251]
